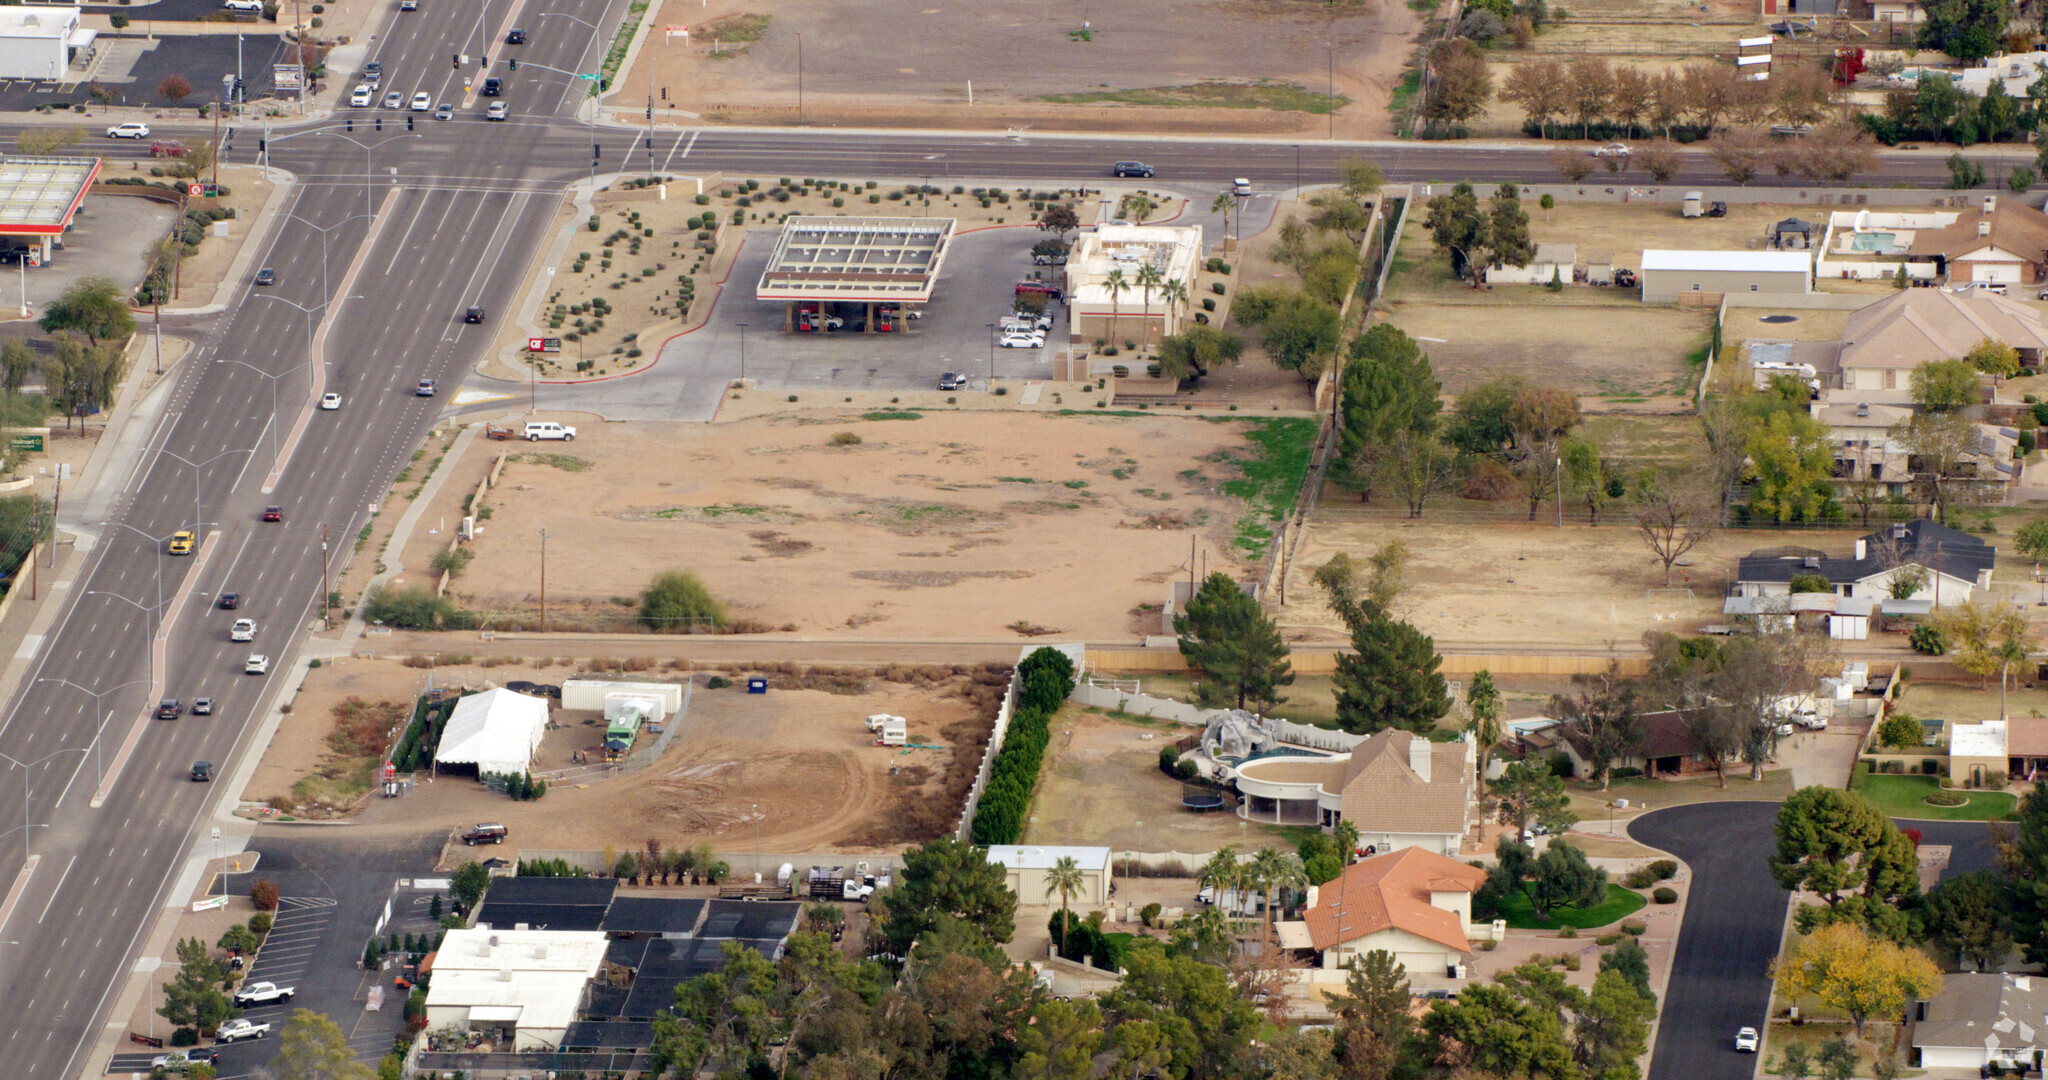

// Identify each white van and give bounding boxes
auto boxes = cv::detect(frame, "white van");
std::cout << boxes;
[524,421,576,441]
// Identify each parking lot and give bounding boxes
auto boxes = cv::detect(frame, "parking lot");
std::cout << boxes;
[104,831,441,1076]
[535,225,1068,421]
[12,33,283,113]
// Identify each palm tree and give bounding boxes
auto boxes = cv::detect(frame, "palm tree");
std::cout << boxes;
[1044,855,1087,956]
[1199,846,1240,918]
[1211,191,1233,253]
[1334,820,1361,866]
[1135,264,1164,351]
[1250,847,1306,929]
[1103,267,1129,348]
[1161,277,1189,338]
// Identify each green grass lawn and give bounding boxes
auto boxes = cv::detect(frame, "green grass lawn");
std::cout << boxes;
[1852,766,2017,822]
[1493,883,1648,930]
[1038,81,1349,114]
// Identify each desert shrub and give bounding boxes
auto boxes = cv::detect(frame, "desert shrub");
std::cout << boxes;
[639,570,727,632]
[830,431,862,446]
[1621,918,1647,935]
[363,586,470,630]
[1558,925,1578,938]
[250,879,280,911]
[1140,902,1162,927]
[1652,886,1677,903]
[1622,859,1678,888]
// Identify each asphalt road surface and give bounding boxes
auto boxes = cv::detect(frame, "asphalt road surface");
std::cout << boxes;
[1632,802,2001,1080]
[0,10,2031,1074]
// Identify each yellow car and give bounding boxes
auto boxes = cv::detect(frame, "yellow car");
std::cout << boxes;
[167,530,196,555]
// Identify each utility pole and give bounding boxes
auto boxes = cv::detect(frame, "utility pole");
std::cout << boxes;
[320,523,330,629]
[797,32,804,124]
[211,96,221,191]
[293,0,305,115]
[538,527,550,633]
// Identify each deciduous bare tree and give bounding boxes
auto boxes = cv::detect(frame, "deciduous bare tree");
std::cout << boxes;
[1633,479,1719,585]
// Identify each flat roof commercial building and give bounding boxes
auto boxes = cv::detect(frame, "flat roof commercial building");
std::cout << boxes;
[425,927,610,1051]
[1065,224,1203,344]
[756,216,955,332]
[0,8,80,83]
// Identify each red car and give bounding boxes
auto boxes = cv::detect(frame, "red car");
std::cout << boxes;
[262,506,283,522]
[148,140,186,158]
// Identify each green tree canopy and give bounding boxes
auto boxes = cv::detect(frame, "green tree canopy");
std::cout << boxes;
[1771,786,1921,926]
[1174,571,1293,712]
[38,275,134,346]
[1925,869,2014,971]
[867,837,1017,957]
[271,1008,373,1080]
[1744,410,1840,523]
[638,569,728,631]
[1919,0,2012,62]
[1911,357,1982,410]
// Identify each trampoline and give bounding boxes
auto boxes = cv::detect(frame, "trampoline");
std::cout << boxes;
[1181,786,1226,812]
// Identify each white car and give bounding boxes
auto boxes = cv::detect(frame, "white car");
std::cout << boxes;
[411,92,432,111]
[106,123,150,139]
[1591,142,1631,157]
[245,654,270,675]
[1734,1027,1759,1053]
[999,334,1046,349]
[230,618,257,642]
[215,1018,270,1042]
[321,392,342,410]
[486,101,509,121]
[223,0,264,10]
[151,1049,219,1072]
[349,84,373,107]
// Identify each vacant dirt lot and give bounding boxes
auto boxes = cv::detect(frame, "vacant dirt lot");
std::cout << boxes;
[1280,517,1873,646]
[1031,703,1296,853]
[259,658,1002,853]
[1383,302,1708,402]
[626,0,1421,137]
[441,411,1269,638]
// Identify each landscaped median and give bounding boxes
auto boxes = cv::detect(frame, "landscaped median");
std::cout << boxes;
[1851,763,2017,822]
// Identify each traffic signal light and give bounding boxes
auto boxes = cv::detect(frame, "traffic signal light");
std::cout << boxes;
[257,138,266,153]
[645,102,652,120]
[407,114,414,130]
[452,53,459,69]
[508,58,517,71]
[346,117,353,131]
[478,54,486,68]
[592,143,600,165]
[599,76,609,90]
[375,115,382,130]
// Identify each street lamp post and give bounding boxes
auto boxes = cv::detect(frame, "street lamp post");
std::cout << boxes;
[986,323,996,385]
[320,132,419,226]
[0,748,88,863]
[538,14,607,188]
[157,447,255,535]
[37,677,149,790]
[1294,144,1302,195]
[736,322,747,385]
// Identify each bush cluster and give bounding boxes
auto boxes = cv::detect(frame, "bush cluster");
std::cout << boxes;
[1652,886,1678,904]
[1622,859,1678,889]
[1048,910,1122,969]
[488,770,547,800]
[970,647,1076,844]
[390,694,461,773]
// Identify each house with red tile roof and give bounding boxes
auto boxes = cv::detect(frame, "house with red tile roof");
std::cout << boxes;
[1298,846,1490,977]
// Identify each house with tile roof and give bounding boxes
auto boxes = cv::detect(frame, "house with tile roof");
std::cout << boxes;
[1297,846,1489,976]
[1910,972,2048,1069]
[1734,519,1996,606]
[1833,287,2048,404]
[1229,730,1476,856]
[1908,196,2048,286]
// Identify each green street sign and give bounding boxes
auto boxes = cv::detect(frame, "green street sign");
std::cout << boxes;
[577,73,599,80]
[9,435,42,453]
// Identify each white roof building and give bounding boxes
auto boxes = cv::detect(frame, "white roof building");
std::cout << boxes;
[984,845,1114,907]
[1638,249,1813,302]
[425,928,609,1051]
[0,8,79,83]
[1064,224,1204,344]
[433,688,551,777]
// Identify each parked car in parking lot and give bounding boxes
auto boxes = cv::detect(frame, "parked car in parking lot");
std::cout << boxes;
[215,1018,269,1042]
[1000,333,1046,349]
[463,823,508,845]
[152,1048,220,1071]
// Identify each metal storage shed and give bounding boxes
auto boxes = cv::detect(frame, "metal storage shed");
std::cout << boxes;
[1639,249,1813,301]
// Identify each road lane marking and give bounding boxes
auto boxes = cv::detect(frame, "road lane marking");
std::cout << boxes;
[35,857,71,923]
[89,530,223,808]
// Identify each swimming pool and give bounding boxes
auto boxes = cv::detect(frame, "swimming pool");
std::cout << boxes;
[1851,232,1898,251]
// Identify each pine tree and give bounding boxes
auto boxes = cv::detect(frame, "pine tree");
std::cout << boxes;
[1173,572,1293,712]
[1337,324,1442,502]
[1330,602,1451,734]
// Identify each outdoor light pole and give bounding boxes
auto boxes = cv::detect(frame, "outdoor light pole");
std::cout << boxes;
[986,323,997,384]
[37,677,148,790]
[1294,144,1301,196]
[0,748,87,864]
[736,322,748,384]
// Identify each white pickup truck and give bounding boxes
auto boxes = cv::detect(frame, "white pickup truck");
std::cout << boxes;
[215,1018,271,1042]
[524,421,576,441]
[233,980,295,1007]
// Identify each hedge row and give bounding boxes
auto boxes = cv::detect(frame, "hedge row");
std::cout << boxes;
[391,694,461,773]
[970,648,1075,845]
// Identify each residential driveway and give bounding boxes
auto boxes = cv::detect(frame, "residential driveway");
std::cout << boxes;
[1631,803,2002,1080]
